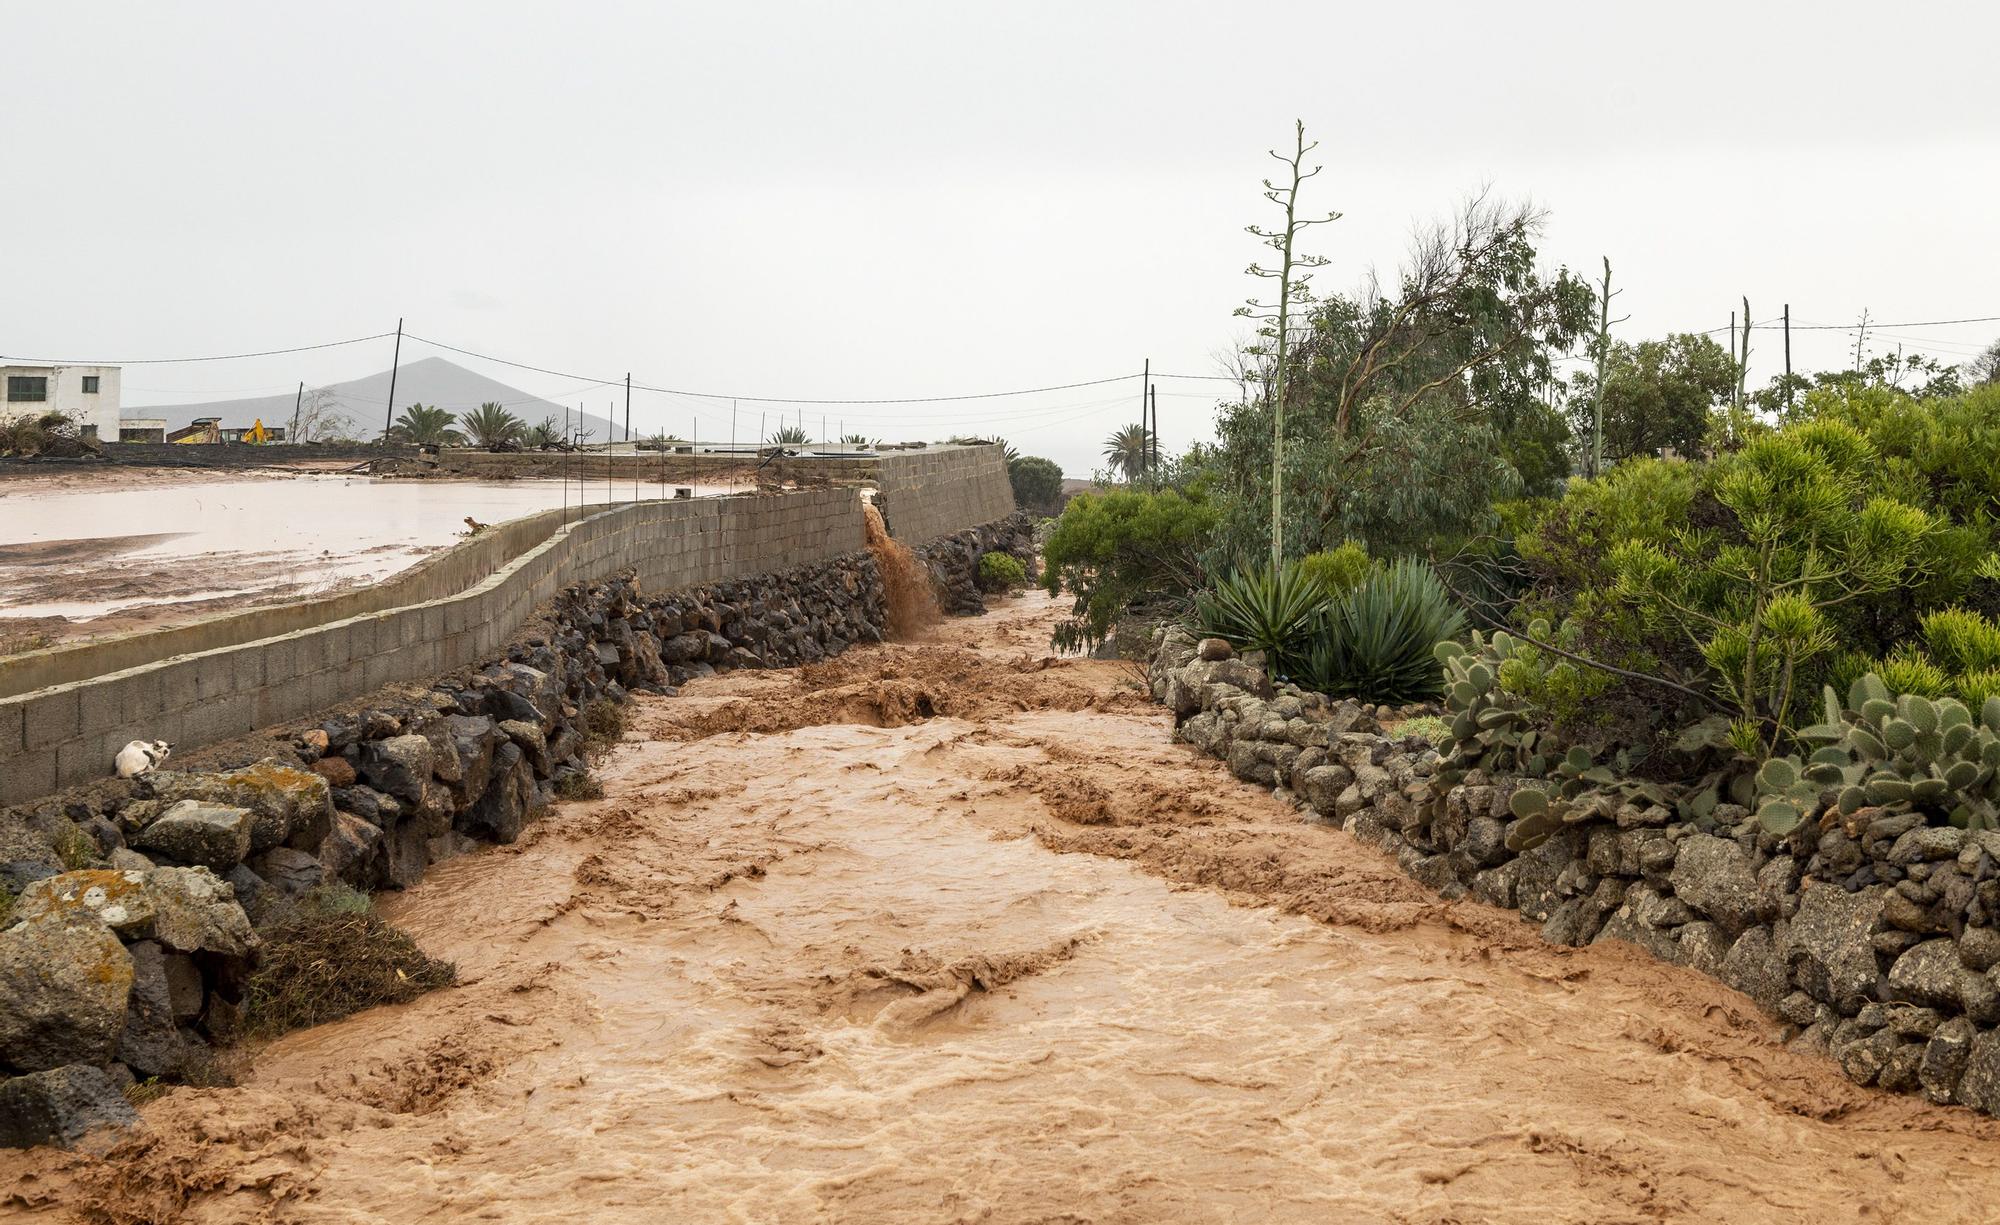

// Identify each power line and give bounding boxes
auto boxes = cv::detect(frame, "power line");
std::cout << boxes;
[0,332,396,366]
[402,332,1137,405]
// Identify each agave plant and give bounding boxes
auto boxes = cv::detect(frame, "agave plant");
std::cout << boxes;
[1193,561,1328,671]
[770,425,810,445]
[1298,558,1466,704]
[389,404,462,446]
[461,402,526,449]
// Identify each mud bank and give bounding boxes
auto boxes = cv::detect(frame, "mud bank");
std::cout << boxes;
[7,593,2000,1223]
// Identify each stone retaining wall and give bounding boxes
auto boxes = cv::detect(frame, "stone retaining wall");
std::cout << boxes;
[0,512,1035,1147]
[1149,628,2000,1120]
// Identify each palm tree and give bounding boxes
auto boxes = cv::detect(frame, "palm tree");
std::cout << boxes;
[390,404,462,446]
[838,433,877,449]
[462,402,526,450]
[770,425,810,445]
[1102,423,1154,483]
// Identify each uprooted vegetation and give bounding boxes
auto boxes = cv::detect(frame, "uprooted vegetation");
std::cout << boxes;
[242,885,457,1038]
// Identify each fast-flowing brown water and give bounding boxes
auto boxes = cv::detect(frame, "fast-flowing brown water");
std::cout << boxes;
[9,591,2000,1224]
[861,502,939,640]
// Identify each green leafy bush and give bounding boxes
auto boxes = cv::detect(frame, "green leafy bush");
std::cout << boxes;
[1298,559,1465,704]
[1042,489,1220,650]
[1298,542,1372,597]
[977,550,1028,592]
[1194,562,1329,668]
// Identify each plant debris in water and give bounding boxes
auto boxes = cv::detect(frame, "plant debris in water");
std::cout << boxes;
[243,885,456,1037]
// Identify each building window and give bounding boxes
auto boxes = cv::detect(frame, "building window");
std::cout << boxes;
[82,375,100,394]
[6,376,47,402]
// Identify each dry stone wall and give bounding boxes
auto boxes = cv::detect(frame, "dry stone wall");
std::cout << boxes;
[1149,626,2000,1121]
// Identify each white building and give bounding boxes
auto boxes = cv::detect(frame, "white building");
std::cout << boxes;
[1,363,122,439]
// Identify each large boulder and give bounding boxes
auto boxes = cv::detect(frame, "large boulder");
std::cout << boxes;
[319,811,383,883]
[0,916,133,1072]
[1668,833,1760,933]
[465,742,535,844]
[1888,939,1974,1011]
[146,867,259,957]
[1721,926,1790,1012]
[1955,1029,2000,1114]
[148,760,334,854]
[0,1065,141,1149]
[132,801,254,871]
[12,870,159,939]
[357,734,434,803]
[1783,883,1887,1012]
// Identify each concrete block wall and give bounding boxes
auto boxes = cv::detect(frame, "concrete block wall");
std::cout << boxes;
[872,445,1016,545]
[0,488,864,807]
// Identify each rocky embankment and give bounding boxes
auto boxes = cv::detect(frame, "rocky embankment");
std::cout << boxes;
[1151,626,2000,1121]
[0,513,1034,1148]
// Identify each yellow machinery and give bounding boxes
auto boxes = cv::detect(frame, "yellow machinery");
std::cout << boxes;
[243,418,270,444]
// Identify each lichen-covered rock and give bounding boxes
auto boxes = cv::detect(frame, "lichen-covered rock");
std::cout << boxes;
[1677,921,1731,976]
[148,759,334,854]
[12,869,158,937]
[1783,883,1886,1012]
[133,800,254,871]
[1669,833,1759,932]
[146,866,258,957]
[0,1065,141,1149]
[1920,1016,1978,1104]
[0,916,133,1072]
[1954,1029,2000,1114]
[1721,926,1789,1012]
[498,718,550,777]
[1888,938,1966,1010]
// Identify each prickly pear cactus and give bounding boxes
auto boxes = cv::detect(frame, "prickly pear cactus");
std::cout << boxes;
[1752,672,2000,835]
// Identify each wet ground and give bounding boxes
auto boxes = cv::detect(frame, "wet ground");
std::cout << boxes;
[6,591,2000,1223]
[0,469,738,648]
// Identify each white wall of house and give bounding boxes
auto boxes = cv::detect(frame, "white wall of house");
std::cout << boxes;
[1,364,122,439]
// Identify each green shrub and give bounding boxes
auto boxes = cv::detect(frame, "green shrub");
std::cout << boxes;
[554,769,604,800]
[1042,489,1220,650]
[1396,714,1451,743]
[1007,455,1065,516]
[977,551,1028,592]
[581,698,625,752]
[1193,562,1328,669]
[1298,542,1372,598]
[1297,558,1466,704]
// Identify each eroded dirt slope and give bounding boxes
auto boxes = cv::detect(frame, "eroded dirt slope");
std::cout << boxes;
[7,591,2000,1224]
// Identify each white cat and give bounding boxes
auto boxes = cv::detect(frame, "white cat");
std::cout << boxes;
[115,739,172,778]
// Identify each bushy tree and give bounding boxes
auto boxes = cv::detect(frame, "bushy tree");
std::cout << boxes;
[1008,454,1064,516]
[1205,194,1592,562]
[1564,333,1736,465]
[1041,489,1219,650]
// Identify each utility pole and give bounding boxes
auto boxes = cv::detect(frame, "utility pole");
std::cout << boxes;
[624,373,633,502]
[562,403,571,525]
[1148,383,1160,488]
[291,382,303,444]
[730,401,738,495]
[1783,304,1792,411]
[1144,356,1160,480]
[380,317,403,443]
[606,402,613,508]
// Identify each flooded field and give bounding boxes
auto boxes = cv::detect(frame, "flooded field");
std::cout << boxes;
[0,470,736,647]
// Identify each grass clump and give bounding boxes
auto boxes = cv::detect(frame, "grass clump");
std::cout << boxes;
[553,770,604,801]
[1395,714,1452,745]
[242,884,455,1038]
[580,698,625,752]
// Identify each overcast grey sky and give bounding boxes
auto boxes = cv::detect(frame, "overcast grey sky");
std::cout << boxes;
[5,1,1996,475]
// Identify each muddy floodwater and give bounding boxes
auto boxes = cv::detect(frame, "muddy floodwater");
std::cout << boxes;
[6,592,2000,1223]
[0,471,732,642]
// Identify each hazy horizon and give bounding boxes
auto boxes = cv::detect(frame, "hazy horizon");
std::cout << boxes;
[4,1,1995,477]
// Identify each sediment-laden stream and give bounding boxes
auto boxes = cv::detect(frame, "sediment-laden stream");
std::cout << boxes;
[7,591,2000,1223]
